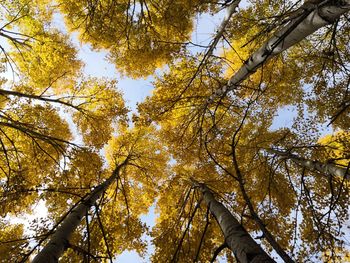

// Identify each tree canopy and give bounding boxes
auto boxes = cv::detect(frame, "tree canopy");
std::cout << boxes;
[0,0,349,262]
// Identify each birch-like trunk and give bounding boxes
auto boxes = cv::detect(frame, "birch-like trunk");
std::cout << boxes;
[268,149,349,180]
[209,0,350,101]
[32,160,128,263]
[203,0,240,60]
[194,181,276,263]
[187,1,239,86]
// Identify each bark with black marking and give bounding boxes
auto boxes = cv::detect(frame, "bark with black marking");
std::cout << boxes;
[194,181,276,263]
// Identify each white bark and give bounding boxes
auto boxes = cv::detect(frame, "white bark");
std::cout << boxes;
[32,161,128,263]
[204,1,240,59]
[194,181,275,263]
[208,0,350,102]
[189,1,240,83]
[268,149,349,180]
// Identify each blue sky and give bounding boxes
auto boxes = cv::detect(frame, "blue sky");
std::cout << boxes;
[2,3,331,261]
[77,43,154,113]
[71,7,312,262]
[0,8,227,262]
[76,11,226,111]
[73,11,226,263]
[0,1,346,262]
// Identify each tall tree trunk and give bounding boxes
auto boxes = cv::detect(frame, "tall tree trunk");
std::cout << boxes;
[267,148,349,180]
[182,0,239,92]
[192,180,276,263]
[231,151,295,263]
[203,0,240,61]
[209,0,350,102]
[32,159,128,263]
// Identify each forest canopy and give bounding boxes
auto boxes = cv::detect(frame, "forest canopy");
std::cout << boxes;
[0,0,349,262]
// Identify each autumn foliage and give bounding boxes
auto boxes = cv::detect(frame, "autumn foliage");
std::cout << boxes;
[0,0,349,262]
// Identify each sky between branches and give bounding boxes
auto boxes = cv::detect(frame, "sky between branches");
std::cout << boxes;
[4,2,338,261]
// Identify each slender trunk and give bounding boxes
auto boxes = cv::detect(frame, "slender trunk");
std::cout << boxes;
[231,152,295,263]
[184,1,239,91]
[193,180,275,263]
[32,159,128,263]
[208,0,350,102]
[237,179,295,263]
[203,0,240,60]
[267,148,349,180]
